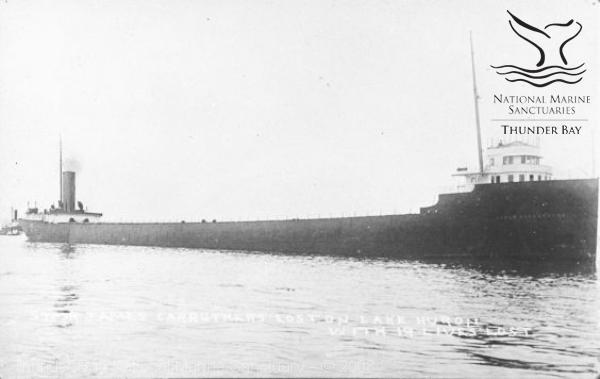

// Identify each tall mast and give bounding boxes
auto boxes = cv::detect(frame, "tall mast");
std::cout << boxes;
[592,126,596,177]
[59,135,63,207]
[470,32,484,175]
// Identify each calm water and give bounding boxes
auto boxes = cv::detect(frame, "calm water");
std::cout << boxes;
[0,235,599,378]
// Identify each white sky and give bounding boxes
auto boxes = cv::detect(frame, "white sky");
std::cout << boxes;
[1,0,598,223]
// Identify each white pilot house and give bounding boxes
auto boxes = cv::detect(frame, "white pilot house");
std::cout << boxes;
[454,140,552,186]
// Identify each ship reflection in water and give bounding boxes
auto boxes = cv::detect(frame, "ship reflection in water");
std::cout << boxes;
[0,237,598,378]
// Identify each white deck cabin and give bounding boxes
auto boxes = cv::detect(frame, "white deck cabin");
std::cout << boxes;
[22,209,103,224]
[454,140,552,190]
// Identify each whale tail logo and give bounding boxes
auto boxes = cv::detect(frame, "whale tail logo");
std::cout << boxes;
[491,11,585,87]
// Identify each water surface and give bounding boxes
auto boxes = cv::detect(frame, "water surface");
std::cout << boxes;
[0,236,598,378]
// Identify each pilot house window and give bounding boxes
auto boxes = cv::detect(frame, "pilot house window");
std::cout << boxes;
[519,174,524,182]
[508,174,514,182]
[521,156,540,165]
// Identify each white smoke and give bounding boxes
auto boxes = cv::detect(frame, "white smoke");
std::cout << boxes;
[63,157,82,173]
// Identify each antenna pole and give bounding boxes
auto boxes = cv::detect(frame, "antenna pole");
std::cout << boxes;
[470,32,484,175]
[59,135,63,208]
[592,126,596,177]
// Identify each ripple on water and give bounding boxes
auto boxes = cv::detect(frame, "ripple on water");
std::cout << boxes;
[0,240,598,378]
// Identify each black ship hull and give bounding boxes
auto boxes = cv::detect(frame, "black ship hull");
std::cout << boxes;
[19,179,598,263]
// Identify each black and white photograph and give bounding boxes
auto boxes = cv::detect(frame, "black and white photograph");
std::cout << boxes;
[0,0,599,377]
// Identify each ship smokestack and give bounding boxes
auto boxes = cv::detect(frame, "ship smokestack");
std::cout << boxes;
[61,171,76,213]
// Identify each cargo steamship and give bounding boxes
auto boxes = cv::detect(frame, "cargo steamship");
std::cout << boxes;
[18,44,598,264]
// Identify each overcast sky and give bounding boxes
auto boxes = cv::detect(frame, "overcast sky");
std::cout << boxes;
[1,0,598,223]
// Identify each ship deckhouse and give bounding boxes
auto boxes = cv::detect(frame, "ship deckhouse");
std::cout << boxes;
[21,139,103,224]
[454,140,552,186]
[22,170,103,224]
